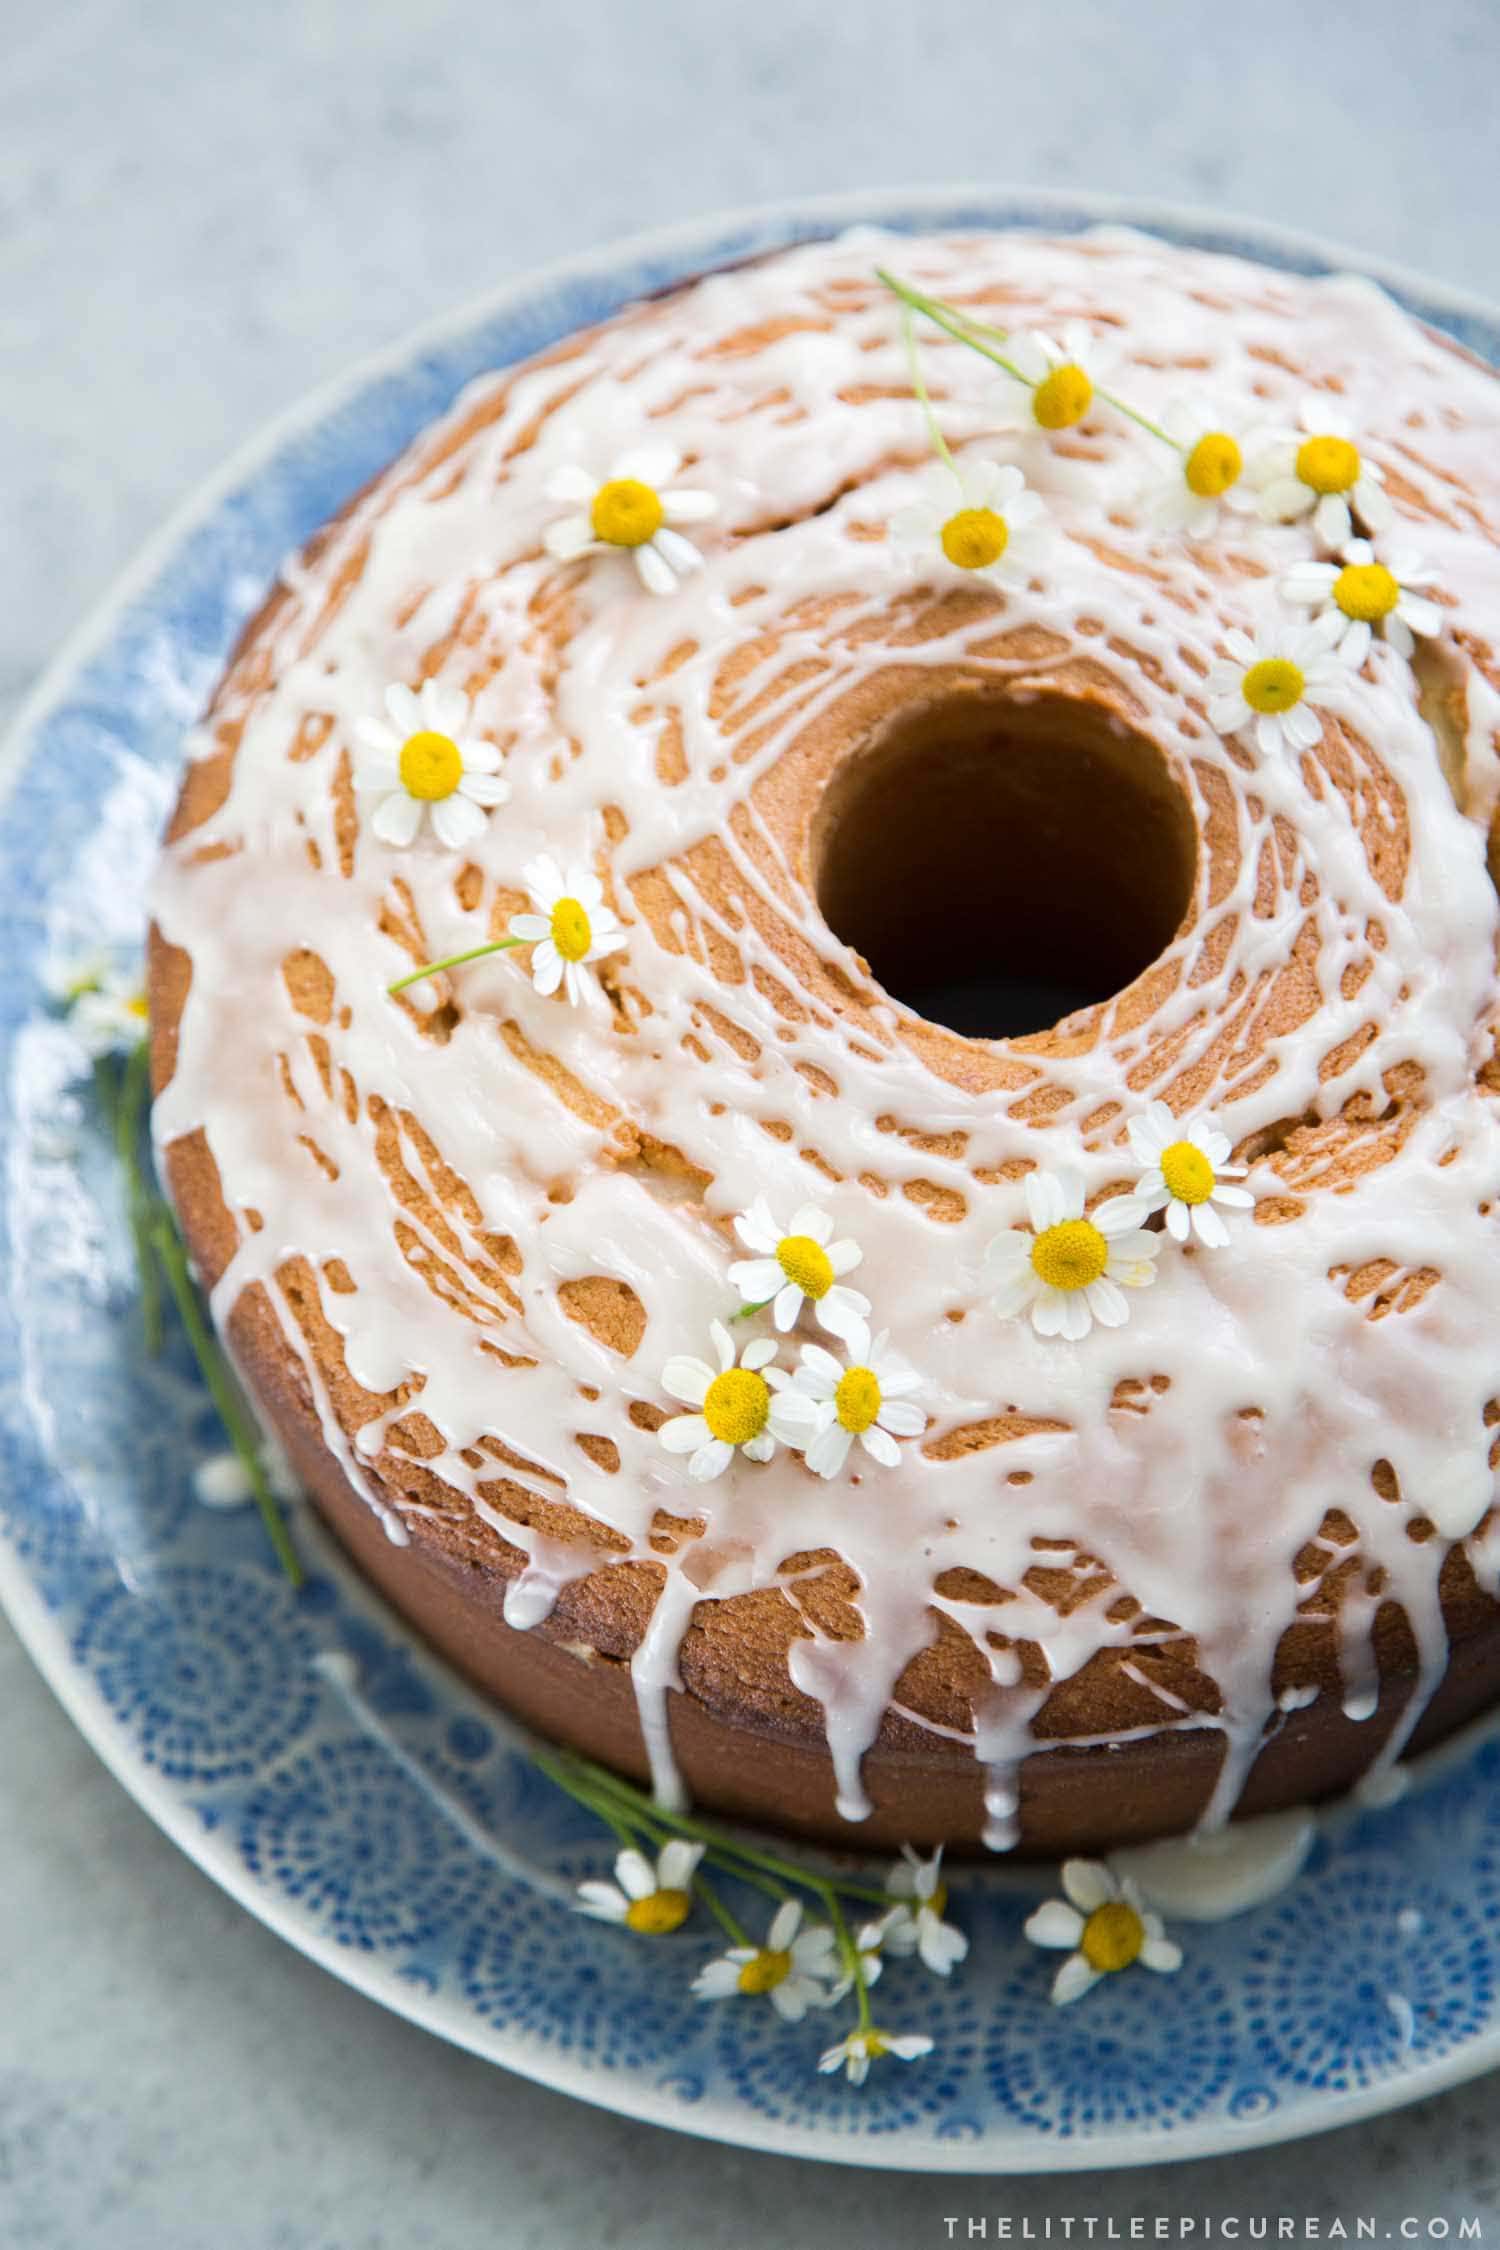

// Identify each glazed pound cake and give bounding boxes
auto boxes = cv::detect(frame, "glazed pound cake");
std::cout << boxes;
[149,226,1500,1855]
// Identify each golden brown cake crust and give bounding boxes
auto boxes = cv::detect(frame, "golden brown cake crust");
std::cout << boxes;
[150,228,1500,1853]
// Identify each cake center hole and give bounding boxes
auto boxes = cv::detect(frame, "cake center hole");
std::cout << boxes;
[813,690,1197,1041]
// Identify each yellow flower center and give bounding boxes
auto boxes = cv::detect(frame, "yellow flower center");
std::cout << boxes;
[126,992,149,1020]
[1184,431,1242,499]
[925,1880,948,1920]
[1032,363,1093,430]
[834,1366,882,1435]
[590,477,664,548]
[1295,434,1360,496]
[1029,1218,1109,1293]
[398,730,464,802]
[624,1888,692,1935]
[549,898,593,963]
[776,1234,834,1300]
[940,506,1009,571]
[1241,657,1305,715]
[702,1366,771,1448]
[1080,1899,1146,1973]
[1333,561,1399,623]
[1159,1139,1214,1205]
[737,1948,792,1995]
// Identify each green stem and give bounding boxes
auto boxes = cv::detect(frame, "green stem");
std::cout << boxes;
[1095,386,1180,450]
[388,936,523,996]
[551,1752,893,1906]
[900,306,957,474]
[730,1298,773,1323]
[826,1886,873,2032]
[694,1874,751,1947]
[147,1212,303,1587]
[876,267,1035,390]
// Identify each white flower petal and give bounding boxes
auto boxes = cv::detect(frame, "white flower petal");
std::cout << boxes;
[1061,1859,1115,1912]
[658,1840,704,1890]
[634,542,678,596]
[615,1849,657,1902]
[1024,1900,1085,1949]
[1052,1953,1102,2007]
[370,791,423,848]
[431,793,488,851]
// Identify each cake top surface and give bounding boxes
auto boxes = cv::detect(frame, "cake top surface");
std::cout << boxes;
[151,225,1500,1840]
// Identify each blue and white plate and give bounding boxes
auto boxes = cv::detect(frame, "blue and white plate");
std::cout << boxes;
[3,188,1498,2172]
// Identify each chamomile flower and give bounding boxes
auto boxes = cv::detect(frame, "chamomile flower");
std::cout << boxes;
[575,1840,705,1933]
[1205,615,1347,758]
[877,1847,969,1977]
[354,682,510,851]
[1251,398,1393,547]
[1280,538,1442,665]
[544,440,716,595]
[1142,400,1258,538]
[791,1321,925,1479]
[47,956,149,1057]
[983,1167,1160,1342]
[729,1199,870,1341]
[659,1320,817,1483]
[818,2026,934,2086]
[1006,322,1113,432]
[891,460,1048,585]
[1024,1859,1182,2006]
[691,1898,840,2021]
[1109,1102,1254,1249]
[508,855,626,1007]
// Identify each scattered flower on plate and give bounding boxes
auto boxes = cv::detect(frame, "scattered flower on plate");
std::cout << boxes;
[575,1840,705,1933]
[508,854,626,1006]
[729,1199,870,1341]
[544,440,717,594]
[355,682,511,850]
[892,460,1049,584]
[1142,399,1258,538]
[1023,1858,1183,2005]
[876,1847,969,1976]
[659,1320,818,1482]
[984,1166,1161,1341]
[1205,614,1347,757]
[791,1320,925,1480]
[44,952,149,1057]
[818,2026,935,2086]
[1109,1102,1255,1248]
[1280,537,1442,664]
[691,1898,840,2021]
[1251,398,1393,547]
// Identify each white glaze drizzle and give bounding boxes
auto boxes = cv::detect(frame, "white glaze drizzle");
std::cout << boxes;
[151,226,1500,1847]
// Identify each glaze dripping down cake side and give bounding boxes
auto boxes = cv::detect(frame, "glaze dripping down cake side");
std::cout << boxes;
[148,226,1500,1855]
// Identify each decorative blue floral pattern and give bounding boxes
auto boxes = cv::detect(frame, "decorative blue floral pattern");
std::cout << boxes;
[2,190,1499,2171]
[238,1737,493,1952]
[72,1566,321,1784]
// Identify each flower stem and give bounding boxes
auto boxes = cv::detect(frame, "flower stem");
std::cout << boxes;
[876,267,1035,390]
[146,1210,303,1588]
[388,936,523,996]
[826,1886,874,2031]
[694,1873,751,1947]
[901,306,957,474]
[730,1298,773,1323]
[547,1751,892,1906]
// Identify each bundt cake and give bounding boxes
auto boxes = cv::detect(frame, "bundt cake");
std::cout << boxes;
[148,225,1500,1855]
